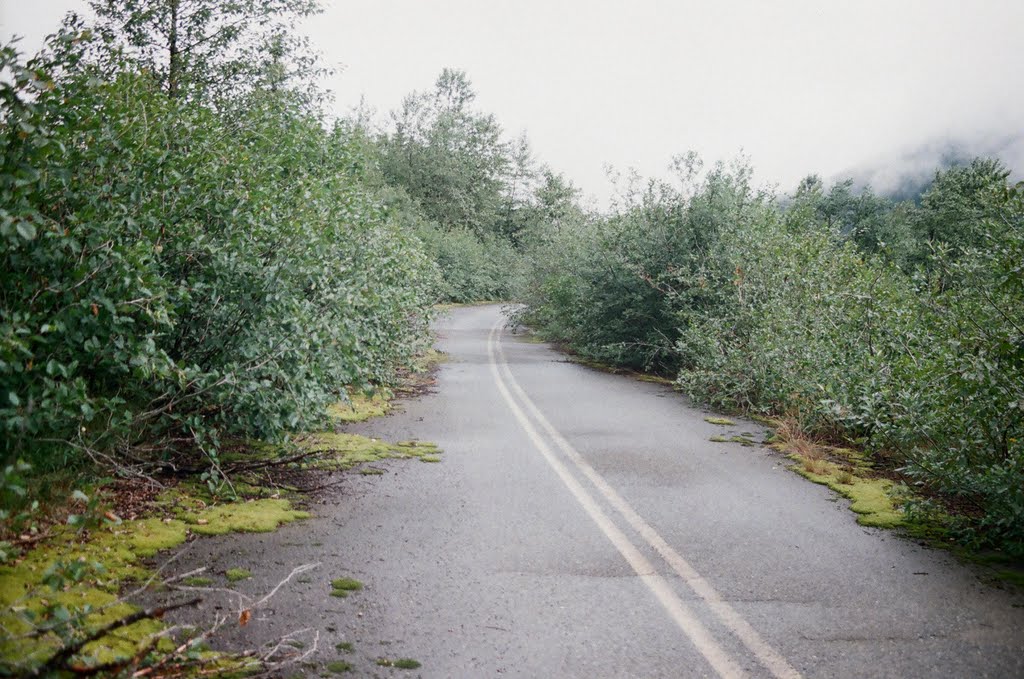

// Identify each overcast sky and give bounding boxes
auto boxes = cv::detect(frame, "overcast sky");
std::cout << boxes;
[3,0,1023,205]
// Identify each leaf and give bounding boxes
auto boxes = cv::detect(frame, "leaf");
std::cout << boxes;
[15,221,36,241]
[239,609,251,626]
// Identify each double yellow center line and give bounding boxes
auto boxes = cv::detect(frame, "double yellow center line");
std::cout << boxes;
[487,319,801,679]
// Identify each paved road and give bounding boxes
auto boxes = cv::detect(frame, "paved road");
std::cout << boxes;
[176,304,1024,677]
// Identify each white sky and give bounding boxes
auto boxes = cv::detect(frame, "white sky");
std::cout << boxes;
[3,0,1023,204]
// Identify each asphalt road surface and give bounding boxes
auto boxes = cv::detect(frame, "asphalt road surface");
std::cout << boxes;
[174,304,1024,678]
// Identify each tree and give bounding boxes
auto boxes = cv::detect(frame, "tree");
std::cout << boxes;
[380,68,511,238]
[913,158,1011,256]
[85,0,323,103]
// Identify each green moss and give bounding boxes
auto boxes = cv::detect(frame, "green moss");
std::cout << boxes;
[394,440,442,460]
[359,467,385,475]
[709,435,756,447]
[303,432,441,471]
[995,568,1024,588]
[126,517,190,557]
[335,642,354,653]
[704,417,736,426]
[330,577,363,591]
[327,389,391,423]
[749,414,779,427]
[74,618,165,671]
[377,658,421,669]
[303,432,397,470]
[791,456,904,528]
[0,490,309,675]
[326,660,353,673]
[182,576,214,586]
[226,568,252,582]
[189,499,309,535]
[419,455,442,463]
[329,589,348,598]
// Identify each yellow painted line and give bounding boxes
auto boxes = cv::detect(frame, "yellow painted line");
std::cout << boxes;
[493,321,802,679]
[487,322,746,679]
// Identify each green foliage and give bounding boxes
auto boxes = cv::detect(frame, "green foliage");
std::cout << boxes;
[380,69,509,238]
[520,152,1024,555]
[1,35,435,470]
[375,70,586,302]
[415,223,517,302]
[519,155,759,373]
[86,0,325,104]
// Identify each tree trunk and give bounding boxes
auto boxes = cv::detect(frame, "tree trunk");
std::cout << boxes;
[168,0,181,97]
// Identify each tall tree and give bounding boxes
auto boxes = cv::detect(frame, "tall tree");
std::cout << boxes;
[380,68,511,237]
[86,0,323,103]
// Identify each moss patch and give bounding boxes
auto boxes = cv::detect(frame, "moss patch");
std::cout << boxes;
[789,455,904,528]
[0,529,186,675]
[709,434,756,447]
[226,568,252,582]
[126,517,190,557]
[704,417,736,426]
[0,491,308,675]
[395,440,443,461]
[377,658,421,669]
[327,388,392,423]
[335,641,354,653]
[182,576,214,586]
[302,432,442,472]
[330,577,362,591]
[326,660,353,673]
[329,577,362,599]
[188,499,310,535]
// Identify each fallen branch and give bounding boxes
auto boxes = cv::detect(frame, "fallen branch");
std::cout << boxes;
[222,448,319,474]
[36,597,202,676]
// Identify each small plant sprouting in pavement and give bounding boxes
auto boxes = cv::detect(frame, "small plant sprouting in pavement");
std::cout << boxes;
[330,577,363,598]
[226,568,253,582]
[377,657,422,669]
[704,417,736,426]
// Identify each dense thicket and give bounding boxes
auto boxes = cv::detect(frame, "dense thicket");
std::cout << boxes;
[517,156,1024,554]
[375,68,579,302]
[1,26,434,470]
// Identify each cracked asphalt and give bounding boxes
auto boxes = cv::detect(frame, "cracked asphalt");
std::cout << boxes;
[167,304,1024,678]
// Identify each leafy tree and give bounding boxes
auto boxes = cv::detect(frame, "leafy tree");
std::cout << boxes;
[911,158,1012,268]
[380,68,511,237]
[493,133,539,244]
[85,0,323,103]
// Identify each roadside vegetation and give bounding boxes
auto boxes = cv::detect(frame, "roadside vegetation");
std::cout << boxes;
[1,2,569,485]
[2,0,1022,671]
[516,154,1024,558]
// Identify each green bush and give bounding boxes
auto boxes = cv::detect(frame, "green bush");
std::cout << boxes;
[519,153,1024,554]
[1,39,434,469]
[414,223,518,303]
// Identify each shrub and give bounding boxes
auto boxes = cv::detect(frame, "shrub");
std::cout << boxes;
[0,38,434,469]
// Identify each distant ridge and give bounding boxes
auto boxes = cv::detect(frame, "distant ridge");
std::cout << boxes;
[831,133,1024,202]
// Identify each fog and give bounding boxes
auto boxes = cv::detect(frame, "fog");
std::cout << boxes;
[3,0,1022,203]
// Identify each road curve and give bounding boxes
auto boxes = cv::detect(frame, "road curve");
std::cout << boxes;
[175,304,1024,678]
